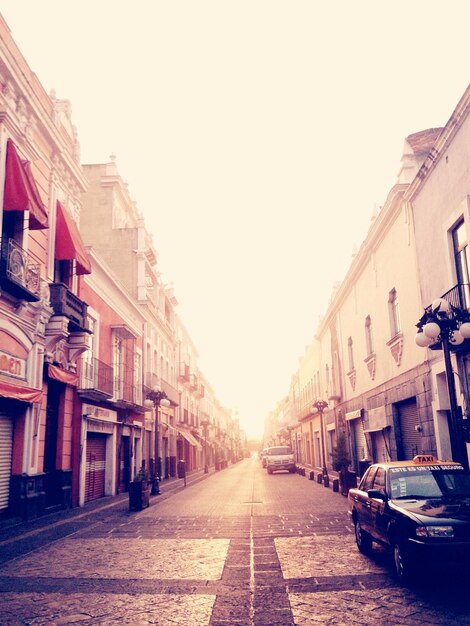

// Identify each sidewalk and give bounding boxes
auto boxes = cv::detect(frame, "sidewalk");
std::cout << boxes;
[0,466,213,547]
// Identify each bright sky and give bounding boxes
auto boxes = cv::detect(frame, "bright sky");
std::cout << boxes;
[1,2,469,439]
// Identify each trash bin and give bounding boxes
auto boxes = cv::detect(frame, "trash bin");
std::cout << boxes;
[177,460,186,479]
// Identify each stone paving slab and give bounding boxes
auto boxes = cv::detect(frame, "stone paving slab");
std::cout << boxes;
[2,460,470,625]
[0,592,215,626]
[1,538,229,581]
[275,535,384,578]
[289,589,470,626]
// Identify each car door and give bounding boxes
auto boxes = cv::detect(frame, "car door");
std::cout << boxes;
[354,467,377,534]
[368,467,389,542]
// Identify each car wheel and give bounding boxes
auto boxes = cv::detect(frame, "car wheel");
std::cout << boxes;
[267,468,273,474]
[393,542,413,583]
[354,521,373,554]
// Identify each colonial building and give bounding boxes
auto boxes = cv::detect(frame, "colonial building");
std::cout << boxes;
[0,14,91,519]
[407,84,470,468]
[77,249,146,505]
[274,126,451,480]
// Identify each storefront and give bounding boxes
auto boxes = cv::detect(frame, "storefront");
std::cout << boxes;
[364,405,392,463]
[345,409,369,474]
[0,413,13,512]
[81,404,118,505]
[0,333,44,520]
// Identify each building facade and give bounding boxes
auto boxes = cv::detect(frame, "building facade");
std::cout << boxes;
[0,14,92,519]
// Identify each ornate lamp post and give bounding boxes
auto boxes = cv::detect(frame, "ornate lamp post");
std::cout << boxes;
[312,399,329,484]
[144,386,171,495]
[201,416,209,473]
[415,296,470,468]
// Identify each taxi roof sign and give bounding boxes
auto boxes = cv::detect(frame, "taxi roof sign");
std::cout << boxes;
[412,454,437,464]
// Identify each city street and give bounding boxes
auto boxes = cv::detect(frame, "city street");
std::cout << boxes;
[1,457,470,626]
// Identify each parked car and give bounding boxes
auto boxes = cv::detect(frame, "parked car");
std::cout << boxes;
[260,449,268,468]
[348,454,470,582]
[265,446,296,474]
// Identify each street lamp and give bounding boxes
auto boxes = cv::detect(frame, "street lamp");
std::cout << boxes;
[201,416,209,473]
[312,399,329,484]
[415,297,470,468]
[144,386,171,494]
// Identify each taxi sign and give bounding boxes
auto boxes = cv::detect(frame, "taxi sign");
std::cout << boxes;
[412,454,437,464]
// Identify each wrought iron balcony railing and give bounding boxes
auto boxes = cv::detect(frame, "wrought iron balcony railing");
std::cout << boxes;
[113,364,142,407]
[49,282,88,332]
[143,373,179,406]
[0,238,40,301]
[425,283,470,313]
[79,357,114,398]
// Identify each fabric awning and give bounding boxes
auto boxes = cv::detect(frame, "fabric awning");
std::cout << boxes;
[177,429,202,450]
[3,139,48,229]
[55,200,91,275]
[0,380,43,403]
[47,363,78,386]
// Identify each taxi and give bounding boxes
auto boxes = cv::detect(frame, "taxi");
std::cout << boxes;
[348,455,470,582]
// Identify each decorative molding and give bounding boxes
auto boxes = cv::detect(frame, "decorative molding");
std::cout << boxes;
[347,368,356,391]
[386,332,404,366]
[364,352,376,380]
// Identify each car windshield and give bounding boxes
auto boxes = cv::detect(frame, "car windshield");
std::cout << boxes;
[268,447,292,455]
[389,467,470,499]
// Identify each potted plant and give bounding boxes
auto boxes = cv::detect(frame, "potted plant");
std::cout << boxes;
[128,466,150,511]
[331,432,354,496]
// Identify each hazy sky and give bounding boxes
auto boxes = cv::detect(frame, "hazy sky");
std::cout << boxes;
[1,2,469,438]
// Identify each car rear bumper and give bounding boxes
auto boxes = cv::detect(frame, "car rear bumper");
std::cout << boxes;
[267,463,296,471]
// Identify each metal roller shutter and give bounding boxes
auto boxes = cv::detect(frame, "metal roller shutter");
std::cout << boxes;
[397,398,420,460]
[85,433,106,502]
[0,417,13,511]
[353,418,367,464]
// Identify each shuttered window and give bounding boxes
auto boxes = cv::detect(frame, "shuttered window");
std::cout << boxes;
[85,433,106,502]
[0,417,13,510]
[352,418,368,467]
[397,399,420,460]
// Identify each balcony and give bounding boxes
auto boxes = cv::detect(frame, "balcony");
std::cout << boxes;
[79,358,114,401]
[49,282,88,332]
[426,283,470,313]
[143,373,179,407]
[423,283,470,352]
[160,379,179,406]
[178,363,190,382]
[0,238,40,302]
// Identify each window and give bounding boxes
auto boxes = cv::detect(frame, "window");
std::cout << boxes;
[452,220,470,308]
[388,288,401,337]
[373,467,386,491]
[134,351,142,405]
[365,316,373,355]
[347,337,354,371]
[113,335,124,399]
[360,466,377,492]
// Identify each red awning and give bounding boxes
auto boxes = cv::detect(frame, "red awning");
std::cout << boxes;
[3,139,48,230]
[55,200,91,275]
[47,363,78,386]
[0,380,43,403]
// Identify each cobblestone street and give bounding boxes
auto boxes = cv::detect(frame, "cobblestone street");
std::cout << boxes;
[1,457,470,625]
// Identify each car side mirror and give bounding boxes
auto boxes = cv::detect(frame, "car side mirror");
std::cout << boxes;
[367,488,387,501]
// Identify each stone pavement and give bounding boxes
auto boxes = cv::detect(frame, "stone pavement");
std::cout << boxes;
[1,459,470,625]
